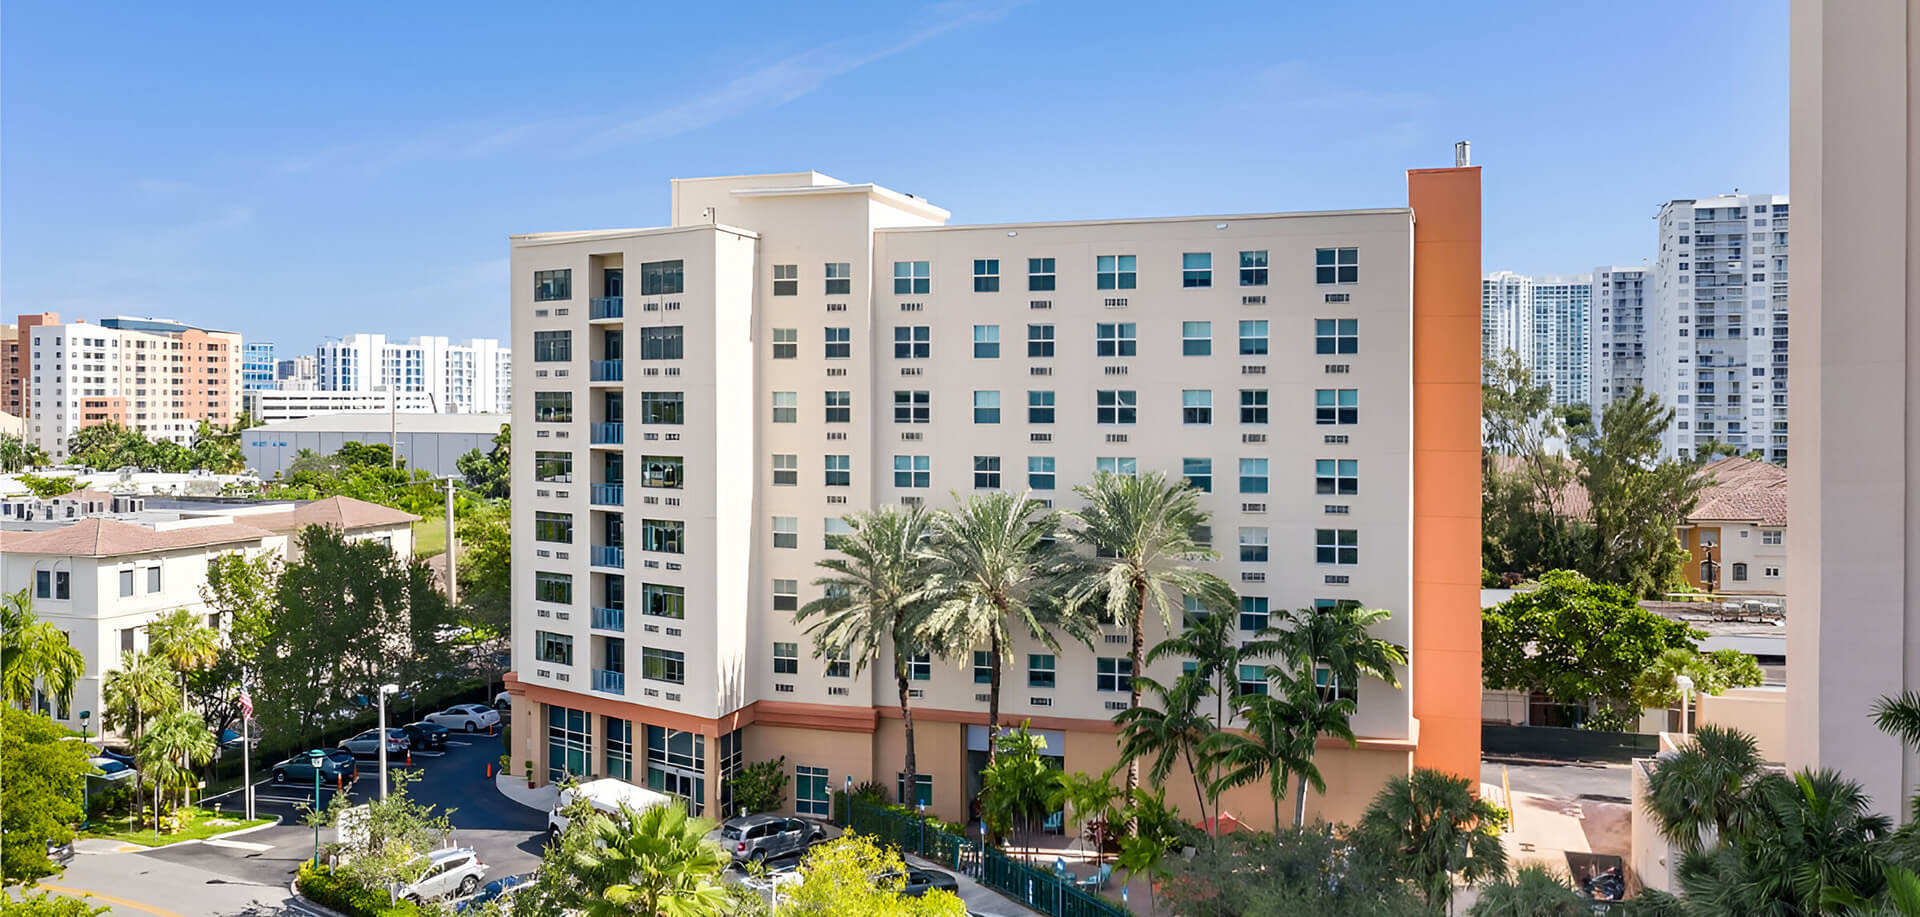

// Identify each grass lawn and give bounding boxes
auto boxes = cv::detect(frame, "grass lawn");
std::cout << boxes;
[414,516,446,557]
[82,806,274,847]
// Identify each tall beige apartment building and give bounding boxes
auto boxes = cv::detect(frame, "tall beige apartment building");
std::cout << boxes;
[23,316,242,459]
[503,167,1483,826]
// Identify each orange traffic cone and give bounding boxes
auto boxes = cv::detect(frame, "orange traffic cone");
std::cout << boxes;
[406,750,413,767]
[337,773,343,792]
[486,762,493,778]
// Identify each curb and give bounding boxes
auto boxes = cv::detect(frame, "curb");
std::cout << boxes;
[82,814,283,853]
[287,877,350,917]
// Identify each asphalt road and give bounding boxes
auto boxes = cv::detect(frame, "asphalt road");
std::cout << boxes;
[1482,757,1633,803]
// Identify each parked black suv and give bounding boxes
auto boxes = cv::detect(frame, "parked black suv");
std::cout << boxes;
[402,721,451,750]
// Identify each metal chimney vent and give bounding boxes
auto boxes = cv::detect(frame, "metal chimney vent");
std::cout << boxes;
[1455,141,1471,167]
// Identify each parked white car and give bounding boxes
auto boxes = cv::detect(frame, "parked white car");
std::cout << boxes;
[400,847,488,902]
[424,704,500,732]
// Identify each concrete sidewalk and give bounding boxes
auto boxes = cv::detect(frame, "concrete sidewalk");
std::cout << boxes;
[494,772,558,812]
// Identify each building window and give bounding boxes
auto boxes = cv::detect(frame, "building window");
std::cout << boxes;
[119,569,135,597]
[1028,456,1056,490]
[641,455,683,489]
[47,572,69,600]
[897,773,933,808]
[973,651,993,684]
[1092,657,1133,692]
[1028,390,1055,423]
[1239,389,1269,424]
[907,653,932,682]
[1316,529,1359,565]
[535,511,573,543]
[641,648,685,684]
[772,580,798,612]
[819,261,853,295]
[893,261,931,295]
[643,583,685,618]
[1182,457,1212,493]
[1239,527,1269,562]
[1315,247,1358,284]
[1239,458,1269,494]
[1028,654,1057,688]
[796,766,830,816]
[1027,324,1055,357]
[533,330,572,362]
[640,326,684,360]
[641,519,684,553]
[1028,258,1057,291]
[770,391,798,424]
[1732,563,1749,582]
[1239,250,1269,286]
[535,269,572,301]
[893,455,931,488]
[773,264,799,296]
[534,392,572,423]
[641,391,684,424]
[774,642,799,675]
[825,648,851,678]
[1238,664,1269,696]
[1765,566,1781,578]
[825,391,851,423]
[1316,459,1358,495]
[1096,254,1137,290]
[974,259,1001,292]
[824,327,851,359]
[535,451,573,482]
[639,260,684,295]
[1097,390,1137,424]
[1762,530,1782,545]
[1096,323,1137,357]
[1096,457,1137,476]
[973,391,1001,424]
[772,453,798,486]
[825,454,851,487]
[973,325,1000,358]
[894,326,931,359]
[772,516,798,549]
[605,717,633,781]
[1182,252,1212,288]
[1182,321,1212,356]
[824,518,851,549]
[546,706,590,783]
[1315,319,1358,354]
[973,456,1001,489]
[772,328,798,359]
[535,572,572,604]
[1315,389,1358,425]
[536,630,574,665]
[1183,390,1212,425]
[1240,596,1270,631]
[1239,320,1270,355]
[893,390,930,424]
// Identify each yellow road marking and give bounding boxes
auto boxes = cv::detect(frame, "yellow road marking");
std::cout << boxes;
[34,882,185,917]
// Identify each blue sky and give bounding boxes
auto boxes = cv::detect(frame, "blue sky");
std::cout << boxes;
[1,0,1785,350]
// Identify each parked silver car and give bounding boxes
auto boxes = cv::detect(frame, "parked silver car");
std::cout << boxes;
[401,847,488,902]
[338,728,409,758]
[717,814,826,866]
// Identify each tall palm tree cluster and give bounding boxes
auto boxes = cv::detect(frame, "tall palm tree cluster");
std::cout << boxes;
[101,609,224,829]
[796,471,1409,831]
[1641,704,1920,915]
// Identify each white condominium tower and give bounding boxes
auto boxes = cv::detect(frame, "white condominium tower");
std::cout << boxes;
[1648,193,1790,462]
[315,333,512,413]
[1589,266,1650,414]
[1481,271,1591,406]
[503,166,1485,828]
[24,316,242,459]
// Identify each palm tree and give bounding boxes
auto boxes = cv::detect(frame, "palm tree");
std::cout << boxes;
[1677,769,1893,915]
[1358,768,1508,910]
[103,651,178,740]
[563,801,731,917]
[1206,672,1354,831]
[1260,601,1406,707]
[0,588,84,711]
[1065,471,1237,793]
[796,504,939,796]
[924,491,1091,764]
[1467,864,1593,917]
[1051,764,1123,868]
[1144,608,1249,744]
[977,726,1055,857]
[137,707,217,828]
[1644,724,1767,855]
[145,608,221,706]
[1873,690,1920,750]
[1114,674,1217,832]
[0,434,25,473]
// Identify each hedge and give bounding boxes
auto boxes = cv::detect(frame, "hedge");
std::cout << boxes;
[297,862,424,917]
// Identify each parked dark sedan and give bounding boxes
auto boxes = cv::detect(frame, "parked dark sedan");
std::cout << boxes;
[880,868,960,898]
[402,721,451,750]
[271,750,360,786]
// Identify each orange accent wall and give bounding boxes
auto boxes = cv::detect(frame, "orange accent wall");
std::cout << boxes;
[1407,166,1483,784]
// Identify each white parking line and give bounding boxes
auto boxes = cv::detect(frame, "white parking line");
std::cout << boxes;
[446,741,473,747]
[412,751,446,758]
[205,838,274,852]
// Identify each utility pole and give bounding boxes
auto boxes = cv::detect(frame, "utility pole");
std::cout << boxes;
[443,475,459,605]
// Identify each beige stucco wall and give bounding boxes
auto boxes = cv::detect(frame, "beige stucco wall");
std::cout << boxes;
[1697,686,1787,763]
[1628,760,1674,893]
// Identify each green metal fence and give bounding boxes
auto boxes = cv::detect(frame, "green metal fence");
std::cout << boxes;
[836,795,1129,917]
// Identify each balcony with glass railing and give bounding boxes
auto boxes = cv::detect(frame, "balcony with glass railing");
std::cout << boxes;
[591,297,624,320]
[591,360,623,382]
[591,423,624,445]
[591,606,625,632]
[591,545,624,568]
[592,669,626,694]
[591,483,623,506]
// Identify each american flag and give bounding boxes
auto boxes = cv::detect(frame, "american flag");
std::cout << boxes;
[239,687,253,720]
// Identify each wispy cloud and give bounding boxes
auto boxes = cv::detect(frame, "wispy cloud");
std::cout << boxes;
[274,1,1017,176]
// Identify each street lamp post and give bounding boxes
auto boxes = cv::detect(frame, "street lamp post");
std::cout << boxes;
[308,749,326,866]
[1676,674,1696,735]
[377,683,399,800]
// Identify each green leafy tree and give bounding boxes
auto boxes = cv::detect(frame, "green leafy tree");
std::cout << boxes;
[977,725,1057,853]
[0,433,39,473]
[0,892,109,916]
[1467,864,1593,916]
[924,491,1089,764]
[556,801,731,917]
[726,756,791,815]
[1570,389,1706,596]
[189,419,247,474]
[145,608,221,706]
[1,709,91,885]
[797,504,939,801]
[1482,351,1578,579]
[776,833,966,916]
[1065,470,1237,793]
[455,499,511,637]
[14,472,77,499]
[1357,768,1508,910]
[1049,764,1124,869]
[309,768,455,894]
[1115,674,1218,832]
[1,589,84,710]
[1160,826,1430,917]
[456,423,510,500]
[1481,570,1702,727]
[191,553,282,734]
[1631,646,1765,712]
[134,708,217,826]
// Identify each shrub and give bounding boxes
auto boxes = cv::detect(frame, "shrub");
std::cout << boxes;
[726,756,790,815]
[297,862,424,917]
